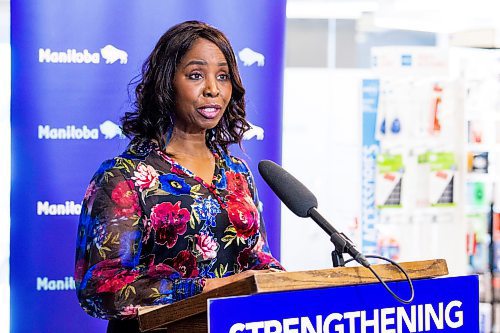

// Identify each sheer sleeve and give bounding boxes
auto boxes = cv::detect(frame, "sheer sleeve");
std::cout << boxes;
[74,160,205,320]
[244,165,285,271]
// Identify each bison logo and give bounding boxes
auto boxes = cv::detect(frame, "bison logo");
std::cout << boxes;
[238,48,265,67]
[100,45,128,64]
[243,121,264,141]
[99,120,125,139]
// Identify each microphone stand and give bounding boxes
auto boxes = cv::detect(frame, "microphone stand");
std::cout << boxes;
[308,208,370,268]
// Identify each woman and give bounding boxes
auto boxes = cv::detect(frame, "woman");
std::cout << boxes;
[74,20,283,331]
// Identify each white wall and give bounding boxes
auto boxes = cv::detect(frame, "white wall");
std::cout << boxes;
[281,68,367,270]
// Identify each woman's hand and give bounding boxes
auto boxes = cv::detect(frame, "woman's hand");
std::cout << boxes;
[202,270,253,293]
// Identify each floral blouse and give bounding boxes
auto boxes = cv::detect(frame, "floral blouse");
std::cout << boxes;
[74,138,283,320]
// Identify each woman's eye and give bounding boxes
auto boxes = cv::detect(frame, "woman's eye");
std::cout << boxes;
[218,73,230,81]
[188,73,203,80]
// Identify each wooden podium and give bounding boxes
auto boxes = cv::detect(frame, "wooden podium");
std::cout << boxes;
[137,259,451,332]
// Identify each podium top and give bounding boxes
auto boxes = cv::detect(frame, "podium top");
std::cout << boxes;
[138,259,448,332]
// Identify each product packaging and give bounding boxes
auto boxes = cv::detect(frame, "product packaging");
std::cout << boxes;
[428,152,457,206]
[376,153,404,208]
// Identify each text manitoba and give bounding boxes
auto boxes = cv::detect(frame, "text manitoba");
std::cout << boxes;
[229,301,464,333]
[37,201,81,216]
[37,276,76,291]
[39,48,100,64]
[38,125,99,139]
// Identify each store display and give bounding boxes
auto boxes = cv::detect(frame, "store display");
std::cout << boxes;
[493,212,500,273]
[416,153,431,208]
[375,153,404,208]
[459,49,500,333]
[468,120,485,144]
[430,83,443,134]
[428,152,457,206]
[467,182,487,207]
[468,151,489,174]
[377,235,401,261]
[467,213,490,273]
[480,303,493,333]
[364,44,500,333]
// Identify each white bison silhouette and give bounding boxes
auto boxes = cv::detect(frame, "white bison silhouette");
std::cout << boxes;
[238,48,265,67]
[243,121,264,141]
[100,45,128,64]
[99,120,125,139]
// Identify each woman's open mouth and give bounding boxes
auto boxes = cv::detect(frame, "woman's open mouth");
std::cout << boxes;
[197,104,222,119]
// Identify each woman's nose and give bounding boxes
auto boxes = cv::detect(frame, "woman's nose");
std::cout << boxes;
[203,77,220,97]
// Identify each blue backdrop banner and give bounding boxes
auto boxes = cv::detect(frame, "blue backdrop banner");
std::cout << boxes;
[10,1,286,331]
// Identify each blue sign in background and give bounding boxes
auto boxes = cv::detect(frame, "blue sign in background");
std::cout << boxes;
[361,79,380,255]
[208,275,479,333]
[10,1,286,331]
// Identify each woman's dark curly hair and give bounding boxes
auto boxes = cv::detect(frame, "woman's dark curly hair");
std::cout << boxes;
[121,20,250,153]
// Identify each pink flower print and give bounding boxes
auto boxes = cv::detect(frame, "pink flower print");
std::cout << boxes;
[132,163,159,191]
[225,194,259,239]
[226,171,251,196]
[120,305,139,318]
[95,270,139,293]
[147,262,176,278]
[237,247,281,271]
[150,201,190,248]
[195,233,218,260]
[111,180,141,218]
[165,250,199,278]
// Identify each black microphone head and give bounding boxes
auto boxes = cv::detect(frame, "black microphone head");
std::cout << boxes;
[258,160,318,217]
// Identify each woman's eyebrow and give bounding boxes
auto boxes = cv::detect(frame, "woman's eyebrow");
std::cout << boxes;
[184,59,207,67]
[183,59,228,68]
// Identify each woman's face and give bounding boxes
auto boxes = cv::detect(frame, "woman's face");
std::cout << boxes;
[172,38,232,134]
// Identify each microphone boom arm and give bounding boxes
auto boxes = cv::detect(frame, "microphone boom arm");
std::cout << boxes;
[308,208,370,268]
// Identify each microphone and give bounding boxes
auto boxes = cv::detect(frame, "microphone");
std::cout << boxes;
[258,160,370,268]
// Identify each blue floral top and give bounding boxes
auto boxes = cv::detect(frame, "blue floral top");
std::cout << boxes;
[75,138,283,320]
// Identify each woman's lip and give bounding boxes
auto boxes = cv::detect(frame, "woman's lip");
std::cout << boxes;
[197,105,222,119]
[198,104,221,109]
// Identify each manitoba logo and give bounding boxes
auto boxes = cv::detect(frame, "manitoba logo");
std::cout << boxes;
[38,121,125,140]
[242,121,264,141]
[39,44,127,64]
[99,120,125,139]
[238,48,265,67]
[38,125,99,140]
[37,276,76,291]
[37,201,82,216]
[100,44,128,64]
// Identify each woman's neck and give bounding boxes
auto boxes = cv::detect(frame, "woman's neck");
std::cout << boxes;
[165,130,211,158]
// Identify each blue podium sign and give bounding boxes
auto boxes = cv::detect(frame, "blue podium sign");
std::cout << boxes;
[207,275,479,333]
